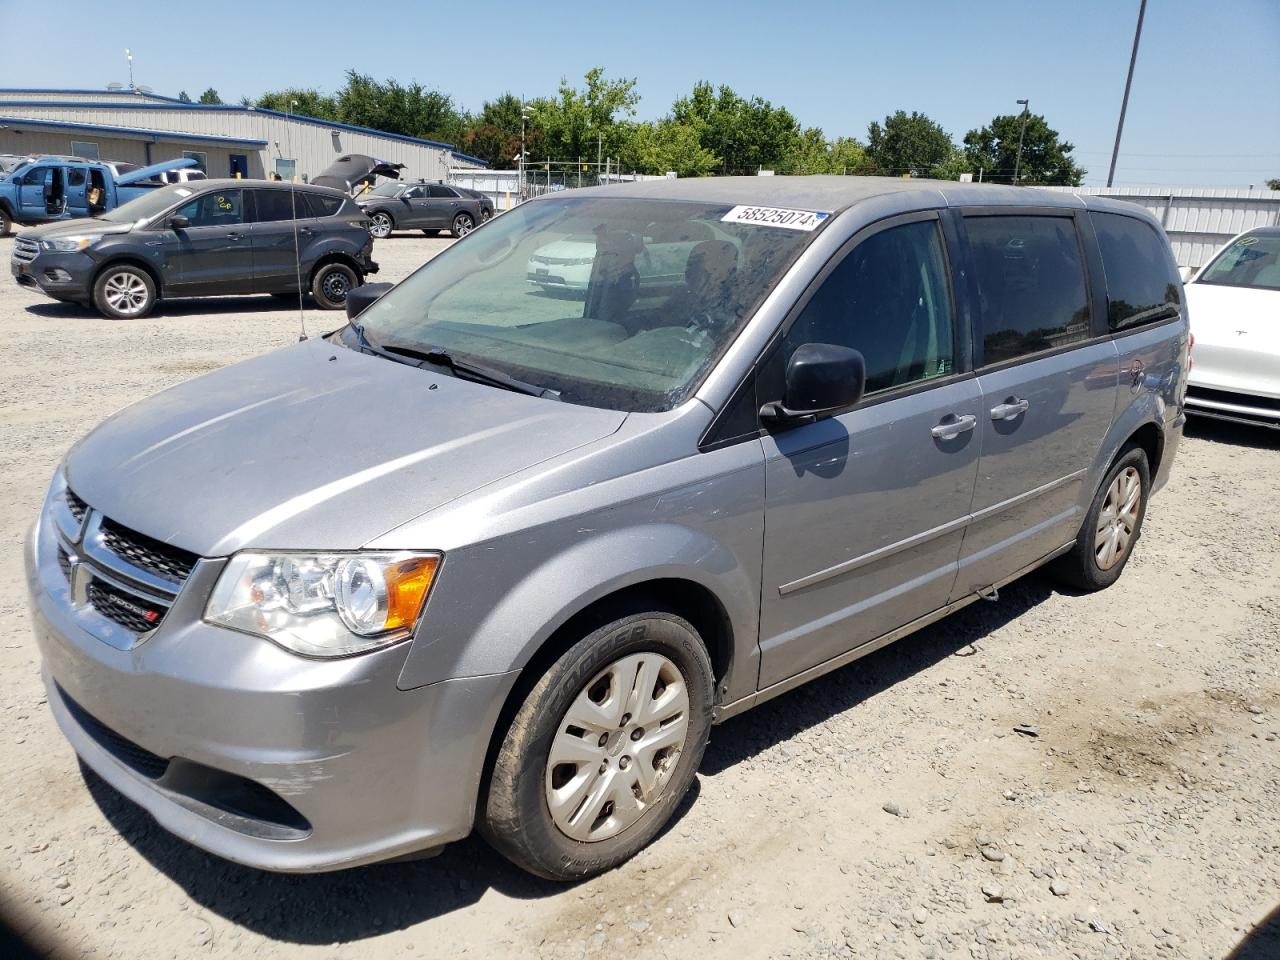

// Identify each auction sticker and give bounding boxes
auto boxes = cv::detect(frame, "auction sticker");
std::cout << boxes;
[722,205,831,231]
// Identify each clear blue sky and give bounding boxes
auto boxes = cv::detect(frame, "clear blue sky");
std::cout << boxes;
[3,0,1278,187]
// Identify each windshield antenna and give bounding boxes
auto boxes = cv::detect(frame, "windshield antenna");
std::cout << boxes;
[286,99,307,341]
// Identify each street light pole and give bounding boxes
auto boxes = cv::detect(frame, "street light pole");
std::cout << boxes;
[1013,98,1030,185]
[519,100,527,202]
[1107,0,1148,187]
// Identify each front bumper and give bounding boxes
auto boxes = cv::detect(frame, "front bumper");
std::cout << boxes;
[26,502,518,872]
[11,247,94,301]
[1185,383,1280,430]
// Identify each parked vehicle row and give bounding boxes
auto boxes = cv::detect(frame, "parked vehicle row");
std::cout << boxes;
[27,176,1189,883]
[12,180,376,317]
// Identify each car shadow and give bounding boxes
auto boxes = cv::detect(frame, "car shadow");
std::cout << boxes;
[80,763,702,945]
[78,573,1058,945]
[1226,903,1280,959]
[1184,416,1277,450]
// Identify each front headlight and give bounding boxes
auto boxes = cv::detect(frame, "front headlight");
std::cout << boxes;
[43,235,102,253]
[204,552,440,658]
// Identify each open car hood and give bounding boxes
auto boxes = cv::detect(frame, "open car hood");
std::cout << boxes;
[312,154,406,192]
[115,156,199,186]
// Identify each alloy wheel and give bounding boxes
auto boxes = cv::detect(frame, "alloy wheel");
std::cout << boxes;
[102,272,150,316]
[545,652,690,843]
[454,214,474,237]
[369,213,392,238]
[1094,466,1142,570]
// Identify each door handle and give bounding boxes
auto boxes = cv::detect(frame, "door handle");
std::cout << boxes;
[226,232,243,240]
[989,397,1029,421]
[931,413,978,440]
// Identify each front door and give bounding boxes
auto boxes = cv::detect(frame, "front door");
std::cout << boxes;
[954,213,1118,596]
[18,166,61,220]
[162,188,253,293]
[758,214,982,689]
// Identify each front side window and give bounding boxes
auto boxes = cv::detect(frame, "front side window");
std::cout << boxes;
[1197,233,1280,292]
[966,215,1090,366]
[403,185,429,199]
[783,219,955,395]
[353,196,821,411]
[1091,212,1181,329]
[176,189,243,227]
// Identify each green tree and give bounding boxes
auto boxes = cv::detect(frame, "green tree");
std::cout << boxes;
[865,110,955,178]
[620,120,720,177]
[335,71,468,143]
[253,88,339,120]
[780,128,874,175]
[1266,177,1280,191]
[529,68,639,163]
[962,112,1086,185]
[176,90,192,103]
[197,88,223,105]
[671,82,802,175]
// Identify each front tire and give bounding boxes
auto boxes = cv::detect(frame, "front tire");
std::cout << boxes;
[1052,445,1150,591]
[368,211,394,239]
[0,207,12,237]
[311,262,359,310]
[92,265,156,319]
[482,611,714,881]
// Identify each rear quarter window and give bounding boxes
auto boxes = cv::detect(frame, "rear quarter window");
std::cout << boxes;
[305,193,344,217]
[1090,212,1181,331]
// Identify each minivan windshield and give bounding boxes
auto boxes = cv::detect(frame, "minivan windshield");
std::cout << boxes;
[352,196,822,411]
[99,184,197,224]
[1196,233,1280,292]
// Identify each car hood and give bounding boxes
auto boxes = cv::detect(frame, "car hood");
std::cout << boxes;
[63,338,627,557]
[20,218,135,241]
[1186,282,1279,345]
[530,239,594,260]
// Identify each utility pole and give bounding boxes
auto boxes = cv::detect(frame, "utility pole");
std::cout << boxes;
[519,99,531,201]
[1013,99,1030,185]
[1108,0,1147,187]
[125,49,134,91]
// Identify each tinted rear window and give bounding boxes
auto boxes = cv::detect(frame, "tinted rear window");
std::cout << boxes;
[306,193,344,217]
[428,184,458,198]
[1090,212,1180,330]
[252,189,301,223]
[966,215,1091,366]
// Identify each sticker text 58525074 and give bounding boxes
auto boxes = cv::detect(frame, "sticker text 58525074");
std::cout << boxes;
[721,205,831,232]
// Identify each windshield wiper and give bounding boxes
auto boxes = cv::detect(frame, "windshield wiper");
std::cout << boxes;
[381,343,560,400]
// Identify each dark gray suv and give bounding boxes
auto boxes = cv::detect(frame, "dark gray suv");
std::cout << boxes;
[357,179,492,239]
[11,181,377,318]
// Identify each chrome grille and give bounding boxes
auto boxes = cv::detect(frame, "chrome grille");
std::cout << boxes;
[65,490,87,523]
[99,518,198,584]
[53,487,202,646]
[12,238,39,264]
[531,254,590,266]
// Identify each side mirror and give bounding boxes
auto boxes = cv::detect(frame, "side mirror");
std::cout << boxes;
[346,282,394,319]
[168,215,190,230]
[1178,265,1194,283]
[761,343,866,425]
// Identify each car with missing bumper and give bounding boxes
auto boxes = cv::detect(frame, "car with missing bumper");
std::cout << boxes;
[27,177,1188,880]
[12,179,377,318]
[1182,226,1280,429]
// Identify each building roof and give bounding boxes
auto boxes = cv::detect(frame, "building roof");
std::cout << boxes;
[0,87,180,102]
[0,115,268,147]
[0,92,487,165]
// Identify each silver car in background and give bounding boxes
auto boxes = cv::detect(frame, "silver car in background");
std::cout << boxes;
[27,177,1189,880]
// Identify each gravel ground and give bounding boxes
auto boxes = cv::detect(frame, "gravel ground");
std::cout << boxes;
[0,233,1277,960]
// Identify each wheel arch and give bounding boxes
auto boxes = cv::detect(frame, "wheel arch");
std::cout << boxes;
[93,255,164,297]
[309,250,363,284]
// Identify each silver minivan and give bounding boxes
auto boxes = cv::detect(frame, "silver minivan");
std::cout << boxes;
[26,177,1189,880]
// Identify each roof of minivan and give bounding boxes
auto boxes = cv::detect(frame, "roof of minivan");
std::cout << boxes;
[564,175,1086,212]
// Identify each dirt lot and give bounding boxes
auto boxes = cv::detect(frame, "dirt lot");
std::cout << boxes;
[0,233,1277,960]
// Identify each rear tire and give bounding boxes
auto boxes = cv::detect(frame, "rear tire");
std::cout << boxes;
[481,611,714,881]
[1051,445,1150,591]
[310,262,359,310]
[451,212,475,238]
[92,264,156,320]
[0,207,12,237]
